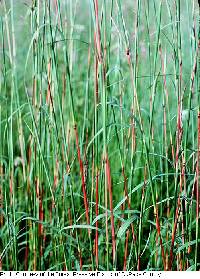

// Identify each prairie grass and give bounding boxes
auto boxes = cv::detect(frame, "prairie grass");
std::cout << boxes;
[0,0,199,271]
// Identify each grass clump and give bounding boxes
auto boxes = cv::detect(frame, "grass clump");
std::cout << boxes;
[0,0,199,271]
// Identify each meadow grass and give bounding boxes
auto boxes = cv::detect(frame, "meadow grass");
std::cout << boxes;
[0,0,199,271]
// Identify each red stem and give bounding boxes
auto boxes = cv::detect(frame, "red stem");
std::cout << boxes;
[95,170,99,269]
[94,0,102,63]
[169,197,181,270]
[155,207,166,270]
[74,125,90,226]
[105,155,116,263]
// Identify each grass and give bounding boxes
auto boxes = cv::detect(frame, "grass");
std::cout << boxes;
[0,0,199,271]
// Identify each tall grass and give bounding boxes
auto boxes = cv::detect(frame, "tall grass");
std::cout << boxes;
[0,0,199,271]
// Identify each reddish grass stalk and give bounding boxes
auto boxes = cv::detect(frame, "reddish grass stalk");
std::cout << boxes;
[24,244,29,270]
[95,169,99,269]
[126,51,136,155]
[159,46,175,162]
[155,234,158,266]
[155,206,166,270]
[179,255,183,271]
[35,177,39,199]
[32,76,36,106]
[169,197,181,270]
[175,98,183,169]
[74,125,90,226]
[105,155,116,263]
[62,73,66,112]
[67,128,71,160]
[53,0,61,28]
[123,230,130,271]
[39,185,44,263]
[168,82,183,270]
[27,137,32,195]
[94,0,102,63]
[68,208,73,226]
[131,107,136,153]
[94,34,99,103]
[9,172,13,206]
[120,203,125,227]
[63,263,67,271]
[33,246,36,271]
[53,0,58,15]
[180,155,186,249]
[39,197,43,238]
[137,166,147,271]
[54,158,59,189]
[122,166,137,270]
[36,177,44,258]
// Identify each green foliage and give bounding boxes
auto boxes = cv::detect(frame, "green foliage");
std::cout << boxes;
[0,0,199,271]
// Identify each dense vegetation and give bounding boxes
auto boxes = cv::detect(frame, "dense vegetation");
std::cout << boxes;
[0,0,199,271]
